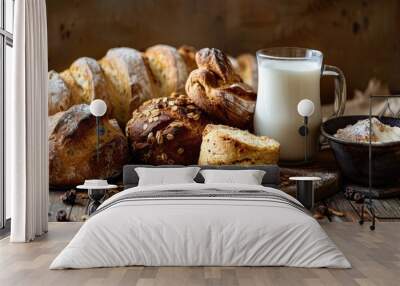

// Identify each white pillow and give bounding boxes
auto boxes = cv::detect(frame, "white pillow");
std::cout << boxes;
[200,169,266,185]
[135,167,200,186]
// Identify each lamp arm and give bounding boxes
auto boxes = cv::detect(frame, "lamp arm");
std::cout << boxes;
[304,116,308,162]
[96,116,100,163]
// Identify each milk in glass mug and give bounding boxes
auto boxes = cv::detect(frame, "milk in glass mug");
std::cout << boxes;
[254,47,346,163]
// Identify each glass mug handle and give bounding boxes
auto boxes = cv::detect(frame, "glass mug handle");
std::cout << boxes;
[322,65,347,117]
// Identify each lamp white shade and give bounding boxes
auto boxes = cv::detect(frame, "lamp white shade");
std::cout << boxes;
[90,99,107,117]
[297,99,315,117]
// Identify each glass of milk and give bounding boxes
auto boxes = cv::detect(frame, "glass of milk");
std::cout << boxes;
[254,47,346,163]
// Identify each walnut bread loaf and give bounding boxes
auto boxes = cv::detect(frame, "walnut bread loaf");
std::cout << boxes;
[198,124,280,165]
[49,104,129,187]
[125,93,211,165]
[99,47,158,127]
[185,48,256,130]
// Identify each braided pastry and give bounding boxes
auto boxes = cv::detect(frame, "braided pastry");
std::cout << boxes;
[185,48,256,129]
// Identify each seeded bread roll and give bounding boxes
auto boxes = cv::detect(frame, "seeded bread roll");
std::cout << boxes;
[145,44,189,98]
[237,53,258,91]
[68,57,112,113]
[48,70,72,115]
[99,47,158,127]
[49,104,129,187]
[186,48,256,129]
[198,124,280,165]
[125,93,211,165]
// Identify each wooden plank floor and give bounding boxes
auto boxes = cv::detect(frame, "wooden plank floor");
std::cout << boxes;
[1,222,399,286]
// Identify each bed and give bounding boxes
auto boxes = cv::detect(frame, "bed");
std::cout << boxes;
[50,165,350,269]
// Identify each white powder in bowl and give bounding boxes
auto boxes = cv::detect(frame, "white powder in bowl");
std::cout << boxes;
[334,118,400,143]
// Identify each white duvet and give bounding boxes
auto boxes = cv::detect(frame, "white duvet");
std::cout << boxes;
[50,183,350,269]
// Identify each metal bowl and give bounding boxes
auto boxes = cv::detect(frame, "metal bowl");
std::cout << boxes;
[321,115,400,186]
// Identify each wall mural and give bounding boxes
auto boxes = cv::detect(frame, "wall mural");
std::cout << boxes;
[48,45,280,189]
[47,0,400,192]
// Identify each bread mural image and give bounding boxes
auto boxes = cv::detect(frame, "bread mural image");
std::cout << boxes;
[48,45,279,188]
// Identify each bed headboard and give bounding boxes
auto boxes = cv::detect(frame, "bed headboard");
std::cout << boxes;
[123,165,280,189]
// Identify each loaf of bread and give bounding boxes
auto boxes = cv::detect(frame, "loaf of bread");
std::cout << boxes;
[178,45,198,73]
[186,48,256,129]
[50,58,113,116]
[59,69,82,105]
[125,93,211,165]
[145,44,189,98]
[99,47,158,126]
[237,54,258,91]
[69,57,111,105]
[49,104,129,187]
[48,70,72,115]
[228,55,240,75]
[198,124,280,165]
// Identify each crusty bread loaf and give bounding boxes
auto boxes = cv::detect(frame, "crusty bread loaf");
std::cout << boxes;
[48,70,72,115]
[186,48,256,129]
[125,93,211,165]
[69,57,112,110]
[237,53,258,91]
[99,47,158,127]
[145,44,189,98]
[228,55,240,76]
[178,45,197,73]
[49,104,129,187]
[59,69,82,105]
[198,124,280,165]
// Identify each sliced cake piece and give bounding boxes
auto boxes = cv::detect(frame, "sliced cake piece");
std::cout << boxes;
[198,124,280,165]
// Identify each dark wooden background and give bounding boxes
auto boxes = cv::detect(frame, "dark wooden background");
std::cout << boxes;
[46,0,400,103]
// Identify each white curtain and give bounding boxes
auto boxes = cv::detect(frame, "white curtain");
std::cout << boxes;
[8,0,49,242]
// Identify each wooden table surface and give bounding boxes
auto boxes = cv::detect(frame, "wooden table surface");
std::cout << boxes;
[280,148,341,201]
[49,148,400,223]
